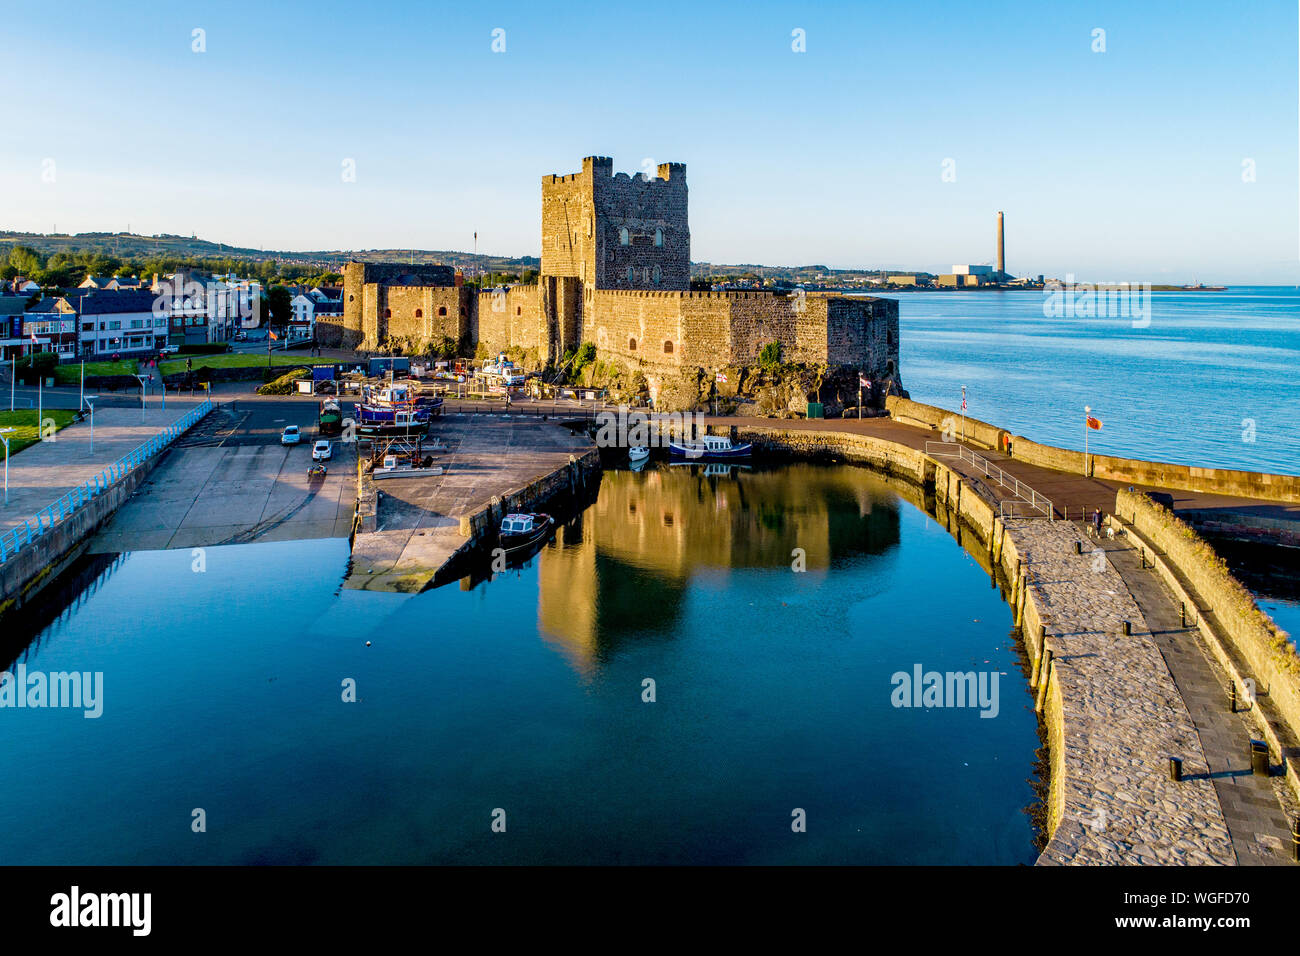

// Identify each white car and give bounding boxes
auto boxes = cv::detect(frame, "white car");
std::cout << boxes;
[158,345,178,355]
[312,440,332,461]
[281,425,301,445]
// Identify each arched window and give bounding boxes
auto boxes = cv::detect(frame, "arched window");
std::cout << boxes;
[383,308,391,318]
[663,340,673,354]
[653,265,662,284]
[516,306,522,315]
[626,267,634,283]
[628,337,637,351]
[348,294,354,302]
[654,228,663,247]
[437,306,446,316]
[619,227,630,246]
[459,306,466,317]
[415,309,423,318]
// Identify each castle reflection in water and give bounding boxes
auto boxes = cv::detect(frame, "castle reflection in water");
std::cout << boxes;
[517,462,904,673]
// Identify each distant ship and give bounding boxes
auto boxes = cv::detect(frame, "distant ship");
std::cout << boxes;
[1182,282,1227,291]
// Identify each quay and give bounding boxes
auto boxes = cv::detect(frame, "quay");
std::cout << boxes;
[347,411,598,593]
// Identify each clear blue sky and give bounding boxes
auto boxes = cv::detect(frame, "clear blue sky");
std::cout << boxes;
[1,0,1296,283]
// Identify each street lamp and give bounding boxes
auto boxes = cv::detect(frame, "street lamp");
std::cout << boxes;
[134,374,148,421]
[0,427,15,506]
[84,396,98,456]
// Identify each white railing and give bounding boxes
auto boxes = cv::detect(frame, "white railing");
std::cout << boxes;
[0,398,214,565]
[926,440,1054,520]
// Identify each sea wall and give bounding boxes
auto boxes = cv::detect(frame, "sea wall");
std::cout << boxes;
[1096,454,1300,503]
[884,396,1008,451]
[888,398,1300,504]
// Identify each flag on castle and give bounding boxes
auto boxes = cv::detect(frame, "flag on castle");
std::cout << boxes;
[859,374,871,391]
[269,330,279,341]
[1087,414,1103,430]
[715,371,727,384]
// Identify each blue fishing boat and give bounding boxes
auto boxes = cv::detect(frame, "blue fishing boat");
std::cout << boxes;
[354,382,438,435]
[668,435,752,460]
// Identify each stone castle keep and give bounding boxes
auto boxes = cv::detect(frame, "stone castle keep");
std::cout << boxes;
[320,156,900,407]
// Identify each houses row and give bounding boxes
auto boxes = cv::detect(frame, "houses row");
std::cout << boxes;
[0,273,343,361]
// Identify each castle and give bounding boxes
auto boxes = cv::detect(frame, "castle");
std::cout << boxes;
[320,156,899,408]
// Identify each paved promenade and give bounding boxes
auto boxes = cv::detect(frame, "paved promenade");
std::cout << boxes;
[0,394,212,536]
[1010,518,1236,865]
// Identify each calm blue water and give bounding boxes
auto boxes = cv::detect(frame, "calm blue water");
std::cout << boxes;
[0,464,1038,865]
[880,287,1300,475]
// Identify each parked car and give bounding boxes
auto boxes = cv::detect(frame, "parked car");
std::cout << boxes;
[281,425,301,445]
[312,440,332,461]
[158,345,178,355]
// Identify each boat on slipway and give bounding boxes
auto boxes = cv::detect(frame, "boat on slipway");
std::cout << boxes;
[353,382,442,436]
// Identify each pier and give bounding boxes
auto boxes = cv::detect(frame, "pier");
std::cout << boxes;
[346,412,597,593]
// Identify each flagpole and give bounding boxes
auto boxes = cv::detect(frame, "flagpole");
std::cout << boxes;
[1084,405,1090,475]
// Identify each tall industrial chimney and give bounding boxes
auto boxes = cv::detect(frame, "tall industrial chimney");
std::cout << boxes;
[996,211,1005,277]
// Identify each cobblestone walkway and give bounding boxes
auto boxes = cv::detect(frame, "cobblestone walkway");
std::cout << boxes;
[1104,531,1298,865]
[1007,519,1237,865]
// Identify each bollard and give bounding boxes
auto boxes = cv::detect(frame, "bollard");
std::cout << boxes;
[1180,602,1186,627]
[1169,757,1183,782]
[1293,817,1300,863]
[1250,739,1270,777]
[1074,540,1081,554]
[1122,620,1132,636]
[1229,683,1237,713]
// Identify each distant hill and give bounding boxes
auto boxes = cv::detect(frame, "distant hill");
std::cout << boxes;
[0,231,539,276]
[0,230,908,286]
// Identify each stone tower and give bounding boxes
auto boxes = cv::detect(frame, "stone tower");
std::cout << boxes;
[541,156,690,292]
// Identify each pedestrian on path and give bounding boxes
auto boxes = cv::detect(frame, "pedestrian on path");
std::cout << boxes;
[1091,508,1103,537]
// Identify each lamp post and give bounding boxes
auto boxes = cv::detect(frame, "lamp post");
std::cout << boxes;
[79,358,85,410]
[134,374,148,422]
[0,427,14,506]
[84,397,97,456]
[8,355,14,412]
[961,385,967,443]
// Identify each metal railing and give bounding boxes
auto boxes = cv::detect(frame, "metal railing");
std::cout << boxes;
[926,440,1054,520]
[0,398,214,565]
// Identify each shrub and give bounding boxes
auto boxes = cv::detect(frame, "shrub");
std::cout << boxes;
[759,341,781,369]
[14,352,58,385]
[257,367,310,395]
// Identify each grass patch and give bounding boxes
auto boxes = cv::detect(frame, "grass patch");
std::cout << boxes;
[53,360,137,384]
[0,409,80,458]
[160,353,335,376]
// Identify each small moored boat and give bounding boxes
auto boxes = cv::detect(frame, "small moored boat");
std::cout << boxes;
[498,512,554,552]
[668,434,752,460]
[628,445,650,462]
